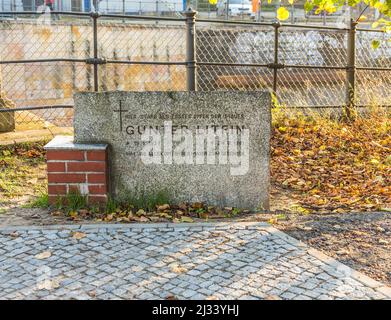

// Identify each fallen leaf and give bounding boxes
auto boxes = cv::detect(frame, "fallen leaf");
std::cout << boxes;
[171,264,187,274]
[9,231,19,238]
[336,249,349,255]
[71,231,86,240]
[191,202,203,209]
[375,226,385,233]
[157,204,170,211]
[298,226,313,231]
[69,211,78,218]
[104,214,115,222]
[88,290,96,298]
[35,251,52,260]
[136,209,146,216]
[265,295,281,300]
[138,216,150,222]
[37,279,60,290]
[181,216,194,223]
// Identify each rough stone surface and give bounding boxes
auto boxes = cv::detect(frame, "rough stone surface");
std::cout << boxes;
[0,222,390,300]
[0,93,15,133]
[74,91,271,209]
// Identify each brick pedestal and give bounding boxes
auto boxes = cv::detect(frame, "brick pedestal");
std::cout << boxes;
[44,136,109,205]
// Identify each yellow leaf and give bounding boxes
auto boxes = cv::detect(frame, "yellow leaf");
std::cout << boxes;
[357,15,367,22]
[136,209,146,216]
[288,0,294,4]
[35,251,52,260]
[371,40,380,50]
[370,158,379,165]
[277,7,290,21]
[69,211,78,218]
[181,216,194,223]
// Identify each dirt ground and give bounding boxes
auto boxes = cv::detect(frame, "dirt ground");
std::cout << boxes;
[269,211,391,287]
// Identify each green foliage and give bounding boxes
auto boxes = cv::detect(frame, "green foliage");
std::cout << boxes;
[278,0,391,31]
[60,191,87,213]
[118,189,171,212]
[371,39,381,49]
[105,196,119,214]
[24,193,49,208]
[0,141,47,201]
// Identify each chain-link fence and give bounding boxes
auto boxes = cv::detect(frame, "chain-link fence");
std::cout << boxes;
[0,10,390,135]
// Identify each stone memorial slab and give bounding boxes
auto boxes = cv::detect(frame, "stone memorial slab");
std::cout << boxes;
[74,91,270,209]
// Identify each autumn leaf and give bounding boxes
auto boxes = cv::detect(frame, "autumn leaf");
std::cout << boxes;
[157,204,170,212]
[10,231,19,238]
[138,216,150,222]
[171,264,188,274]
[71,231,86,240]
[69,211,78,218]
[370,158,379,165]
[35,251,52,260]
[37,279,60,290]
[181,216,194,223]
[136,209,146,216]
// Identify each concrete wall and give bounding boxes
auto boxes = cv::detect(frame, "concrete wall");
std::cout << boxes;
[0,20,187,109]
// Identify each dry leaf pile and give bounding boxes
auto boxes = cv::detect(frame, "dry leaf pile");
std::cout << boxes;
[271,111,391,213]
[64,202,247,223]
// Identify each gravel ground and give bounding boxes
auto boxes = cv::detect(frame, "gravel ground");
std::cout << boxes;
[1,206,390,287]
[270,212,391,287]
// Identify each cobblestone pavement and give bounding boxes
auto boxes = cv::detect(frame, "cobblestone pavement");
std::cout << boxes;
[0,222,390,300]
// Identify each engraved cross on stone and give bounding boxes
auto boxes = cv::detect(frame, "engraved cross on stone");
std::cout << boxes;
[114,100,128,132]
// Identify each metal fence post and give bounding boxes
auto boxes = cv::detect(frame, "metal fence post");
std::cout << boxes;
[346,19,357,117]
[183,8,197,91]
[92,11,99,92]
[272,21,281,101]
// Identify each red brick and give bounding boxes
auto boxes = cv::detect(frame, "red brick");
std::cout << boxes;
[48,195,65,205]
[88,184,107,194]
[87,151,106,161]
[47,162,66,172]
[67,162,106,172]
[88,195,107,204]
[88,173,106,184]
[48,173,86,184]
[46,150,85,161]
[48,184,67,195]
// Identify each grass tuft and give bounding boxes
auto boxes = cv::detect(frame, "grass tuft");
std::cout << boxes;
[23,193,49,208]
[118,189,171,212]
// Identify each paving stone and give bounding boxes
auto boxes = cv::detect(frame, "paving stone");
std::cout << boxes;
[0,223,389,300]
